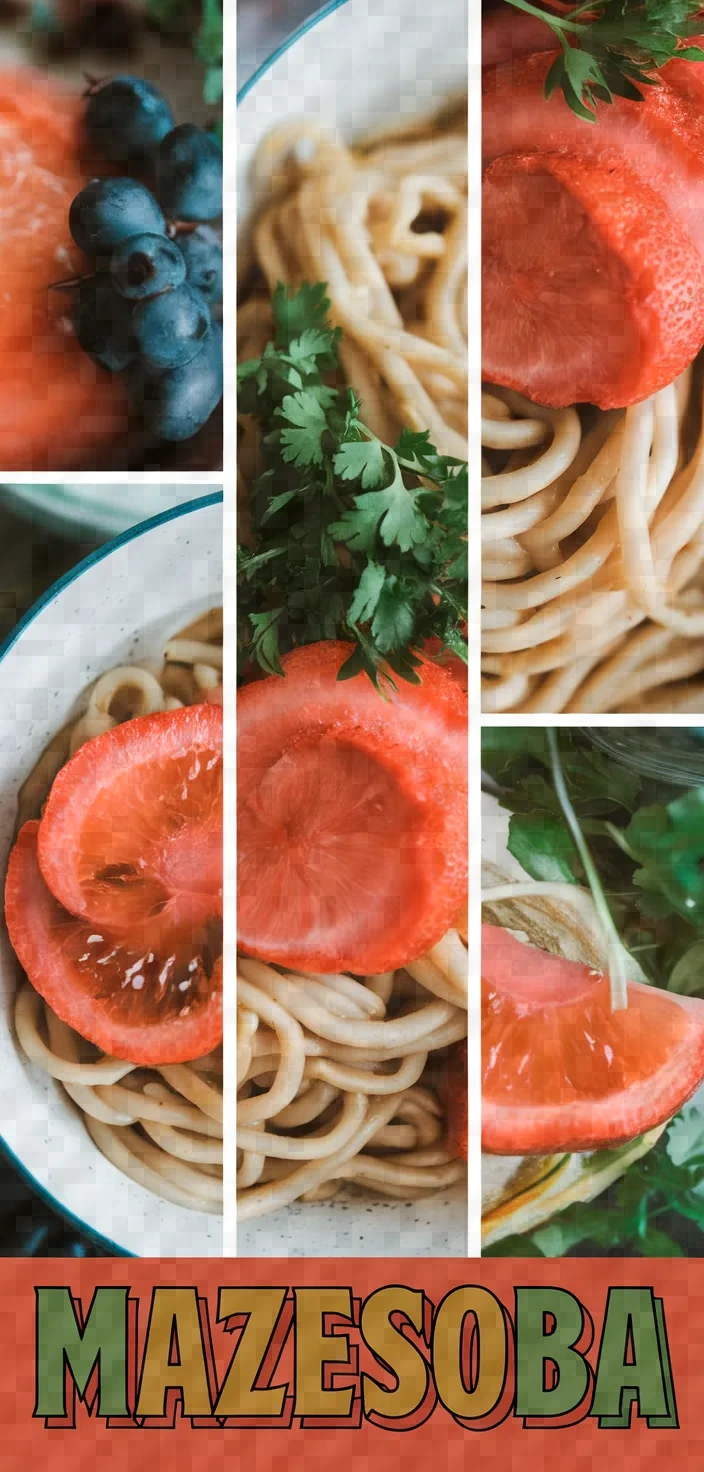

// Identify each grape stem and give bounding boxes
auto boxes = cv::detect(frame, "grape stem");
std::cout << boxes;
[547,727,629,1011]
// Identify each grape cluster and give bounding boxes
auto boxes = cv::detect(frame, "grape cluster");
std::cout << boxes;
[69,77,223,444]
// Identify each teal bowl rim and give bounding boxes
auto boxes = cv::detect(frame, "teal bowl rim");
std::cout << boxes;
[237,0,350,105]
[0,490,223,1257]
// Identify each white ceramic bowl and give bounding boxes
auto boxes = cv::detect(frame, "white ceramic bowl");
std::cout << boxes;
[0,493,223,1256]
[237,0,468,1256]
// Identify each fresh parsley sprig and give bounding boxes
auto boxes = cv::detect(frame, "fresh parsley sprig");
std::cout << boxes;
[238,283,468,692]
[503,0,704,119]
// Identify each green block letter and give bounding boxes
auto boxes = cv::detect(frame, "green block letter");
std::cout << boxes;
[592,1289,677,1429]
[35,1287,129,1419]
[516,1288,591,1419]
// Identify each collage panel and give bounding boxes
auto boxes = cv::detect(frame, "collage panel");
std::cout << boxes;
[0,6,222,473]
[0,486,223,1256]
[481,727,704,1259]
[481,0,704,717]
[480,0,704,1270]
[236,0,470,1255]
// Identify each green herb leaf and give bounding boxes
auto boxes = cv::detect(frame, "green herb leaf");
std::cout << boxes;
[273,281,332,344]
[238,284,467,688]
[507,812,583,884]
[334,438,388,488]
[276,391,329,468]
[348,560,386,625]
[502,0,704,119]
[668,940,704,996]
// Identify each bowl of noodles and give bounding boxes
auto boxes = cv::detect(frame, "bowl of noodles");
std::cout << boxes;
[237,0,469,1255]
[0,492,223,1256]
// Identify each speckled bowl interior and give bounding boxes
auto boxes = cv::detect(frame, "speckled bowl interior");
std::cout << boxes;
[237,0,469,1257]
[0,494,223,1256]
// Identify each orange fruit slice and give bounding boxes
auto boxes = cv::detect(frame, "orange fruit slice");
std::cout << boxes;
[237,640,468,974]
[483,148,704,410]
[482,924,704,1154]
[5,705,222,1064]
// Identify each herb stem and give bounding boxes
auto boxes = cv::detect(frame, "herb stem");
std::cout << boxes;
[502,0,569,26]
[547,728,629,1011]
[502,0,589,32]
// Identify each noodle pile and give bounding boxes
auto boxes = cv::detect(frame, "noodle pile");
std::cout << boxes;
[237,929,467,1219]
[238,101,469,503]
[14,610,223,1215]
[482,368,704,712]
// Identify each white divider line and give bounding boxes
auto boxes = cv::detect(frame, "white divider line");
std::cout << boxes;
[467,0,481,1261]
[222,0,238,1260]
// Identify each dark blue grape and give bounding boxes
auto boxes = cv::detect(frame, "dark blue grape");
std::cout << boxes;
[111,232,186,300]
[176,225,223,302]
[132,283,211,370]
[153,125,222,222]
[129,321,223,442]
[75,273,134,373]
[85,76,174,163]
[70,177,166,256]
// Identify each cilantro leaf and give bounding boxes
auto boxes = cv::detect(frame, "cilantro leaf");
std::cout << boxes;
[348,560,386,625]
[503,0,704,119]
[276,391,328,467]
[247,609,284,676]
[507,811,583,884]
[273,282,332,346]
[614,788,704,926]
[238,284,467,688]
[334,438,388,488]
[330,477,427,554]
[371,577,417,652]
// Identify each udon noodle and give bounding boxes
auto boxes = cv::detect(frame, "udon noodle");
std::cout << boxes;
[237,929,468,1219]
[13,609,223,1215]
[238,99,469,497]
[482,367,704,713]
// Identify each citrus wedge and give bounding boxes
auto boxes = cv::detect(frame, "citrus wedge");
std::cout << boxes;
[4,704,223,1064]
[482,924,704,1154]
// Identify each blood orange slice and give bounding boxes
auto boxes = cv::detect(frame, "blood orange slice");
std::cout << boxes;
[237,640,467,974]
[5,822,222,1064]
[483,149,704,409]
[4,704,223,1064]
[37,703,222,942]
[482,924,704,1154]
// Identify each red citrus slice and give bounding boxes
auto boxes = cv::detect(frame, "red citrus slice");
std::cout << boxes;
[662,37,704,107]
[422,636,469,691]
[0,68,128,470]
[237,640,467,974]
[4,704,223,1062]
[482,924,704,1154]
[5,822,222,1064]
[37,704,222,945]
[483,149,704,408]
[482,6,557,67]
[484,53,704,258]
